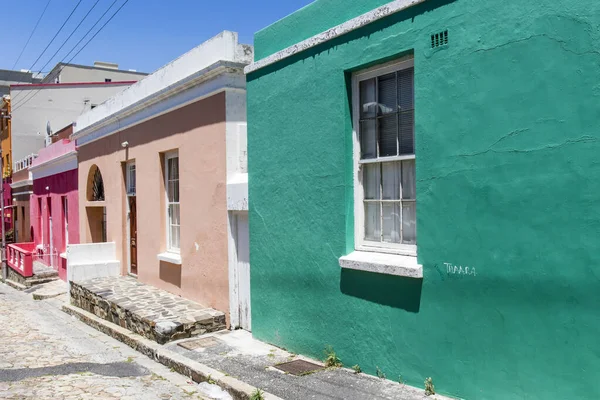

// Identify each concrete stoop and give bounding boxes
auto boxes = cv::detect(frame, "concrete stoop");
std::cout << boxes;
[5,264,59,291]
[69,276,226,344]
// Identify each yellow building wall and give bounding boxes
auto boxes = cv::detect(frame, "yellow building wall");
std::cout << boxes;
[0,98,11,177]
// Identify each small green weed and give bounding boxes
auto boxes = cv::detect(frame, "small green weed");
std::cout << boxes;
[125,356,134,363]
[207,375,216,385]
[250,388,265,400]
[150,373,166,381]
[425,377,435,396]
[352,364,362,374]
[398,375,404,385]
[324,345,342,368]
[376,366,386,379]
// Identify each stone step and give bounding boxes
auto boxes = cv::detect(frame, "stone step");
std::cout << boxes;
[6,267,60,290]
[69,276,226,344]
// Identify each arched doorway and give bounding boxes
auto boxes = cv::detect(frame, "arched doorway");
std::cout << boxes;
[86,165,107,243]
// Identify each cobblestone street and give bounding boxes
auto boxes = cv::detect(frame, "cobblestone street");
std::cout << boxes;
[0,282,205,400]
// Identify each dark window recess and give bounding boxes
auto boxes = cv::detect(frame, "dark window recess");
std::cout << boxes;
[431,30,449,48]
[105,78,112,82]
[91,104,97,109]
[92,168,105,201]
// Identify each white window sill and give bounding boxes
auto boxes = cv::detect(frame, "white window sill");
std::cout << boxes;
[157,252,182,265]
[339,251,423,279]
[36,244,43,251]
[60,252,67,259]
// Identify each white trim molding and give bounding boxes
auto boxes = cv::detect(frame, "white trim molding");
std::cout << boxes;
[245,0,427,74]
[74,64,248,147]
[74,31,252,147]
[11,179,33,189]
[29,150,77,180]
[157,252,182,265]
[339,251,422,278]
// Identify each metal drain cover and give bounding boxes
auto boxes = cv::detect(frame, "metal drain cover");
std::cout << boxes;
[177,337,221,350]
[274,360,324,376]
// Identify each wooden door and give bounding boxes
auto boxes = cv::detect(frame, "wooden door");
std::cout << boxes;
[128,196,137,275]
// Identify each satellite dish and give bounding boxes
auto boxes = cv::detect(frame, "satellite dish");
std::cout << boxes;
[45,121,52,146]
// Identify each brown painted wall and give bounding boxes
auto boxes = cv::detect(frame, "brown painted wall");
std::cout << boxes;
[77,93,229,318]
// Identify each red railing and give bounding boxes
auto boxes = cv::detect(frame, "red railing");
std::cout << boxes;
[7,243,35,277]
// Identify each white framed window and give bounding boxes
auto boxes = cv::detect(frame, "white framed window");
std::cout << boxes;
[164,151,180,252]
[126,161,136,196]
[352,57,416,256]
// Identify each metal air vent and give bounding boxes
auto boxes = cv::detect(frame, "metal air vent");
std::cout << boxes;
[431,30,449,48]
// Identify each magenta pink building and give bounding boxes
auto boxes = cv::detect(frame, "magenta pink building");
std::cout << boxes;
[8,137,78,282]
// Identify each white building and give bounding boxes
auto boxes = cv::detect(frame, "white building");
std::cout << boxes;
[10,62,147,170]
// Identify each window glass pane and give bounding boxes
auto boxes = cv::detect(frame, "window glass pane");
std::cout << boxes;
[360,78,376,118]
[360,120,376,159]
[173,180,179,202]
[363,164,380,200]
[377,73,396,115]
[402,202,416,244]
[399,110,414,155]
[398,67,414,111]
[168,182,175,202]
[168,157,179,180]
[170,204,180,226]
[170,225,180,249]
[378,114,397,157]
[382,203,401,243]
[401,160,416,200]
[382,162,400,200]
[364,202,381,241]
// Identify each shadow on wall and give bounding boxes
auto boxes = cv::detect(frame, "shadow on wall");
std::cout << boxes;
[159,260,182,288]
[340,268,422,313]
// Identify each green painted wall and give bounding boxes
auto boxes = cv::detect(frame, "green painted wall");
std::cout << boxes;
[247,1,600,399]
[254,0,391,60]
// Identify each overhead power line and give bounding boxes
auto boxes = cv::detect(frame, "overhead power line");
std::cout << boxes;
[12,0,100,104]
[12,0,130,113]
[12,0,120,109]
[11,0,52,70]
[24,0,83,74]
[23,0,101,88]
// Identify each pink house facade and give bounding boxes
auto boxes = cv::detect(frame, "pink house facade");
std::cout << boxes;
[9,137,79,281]
[72,32,252,328]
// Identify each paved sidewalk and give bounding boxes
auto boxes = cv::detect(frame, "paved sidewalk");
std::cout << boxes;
[0,281,205,400]
[166,330,451,400]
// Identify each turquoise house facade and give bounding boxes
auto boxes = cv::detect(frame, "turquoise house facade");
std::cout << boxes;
[246,1,600,399]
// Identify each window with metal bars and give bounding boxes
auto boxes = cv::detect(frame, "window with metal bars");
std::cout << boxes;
[354,58,416,252]
[91,167,105,201]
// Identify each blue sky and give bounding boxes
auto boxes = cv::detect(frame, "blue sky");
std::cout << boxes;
[2,0,313,74]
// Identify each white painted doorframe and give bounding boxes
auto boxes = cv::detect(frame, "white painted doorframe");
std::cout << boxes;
[126,160,136,276]
[228,211,251,331]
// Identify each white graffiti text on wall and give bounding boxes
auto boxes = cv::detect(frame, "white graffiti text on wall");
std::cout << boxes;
[444,262,477,277]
